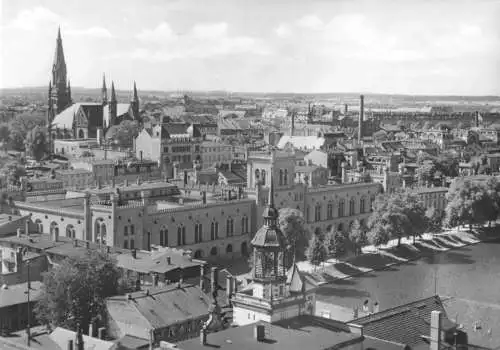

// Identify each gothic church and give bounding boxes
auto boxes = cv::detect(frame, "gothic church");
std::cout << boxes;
[47,28,140,142]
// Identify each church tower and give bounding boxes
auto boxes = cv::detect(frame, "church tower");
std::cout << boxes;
[108,81,117,127]
[51,27,71,114]
[232,173,311,326]
[130,81,139,119]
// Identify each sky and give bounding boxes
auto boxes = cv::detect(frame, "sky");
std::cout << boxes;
[1,0,500,95]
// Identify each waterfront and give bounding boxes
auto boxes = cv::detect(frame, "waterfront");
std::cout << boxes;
[317,239,500,310]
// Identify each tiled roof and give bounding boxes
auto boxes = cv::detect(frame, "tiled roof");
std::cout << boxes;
[349,295,448,348]
[51,103,95,129]
[175,316,363,350]
[0,281,43,308]
[106,284,214,329]
[116,248,203,274]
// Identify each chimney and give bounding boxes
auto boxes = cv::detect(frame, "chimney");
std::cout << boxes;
[16,247,23,271]
[344,104,348,115]
[430,311,442,350]
[358,95,364,143]
[167,257,171,265]
[98,327,106,340]
[226,275,233,305]
[210,267,218,295]
[153,273,159,287]
[254,325,265,342]
[290,112,295,137]
[67,340,74,350]
[373,301,380,313]
[131,249,137,259]
[17,228,21,238]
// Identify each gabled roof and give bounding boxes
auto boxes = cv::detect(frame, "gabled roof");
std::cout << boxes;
[106,284,213,329]
[286,263,304,293]
[51,103,98,129]
[0,281,44,308]
[349,295,449,348]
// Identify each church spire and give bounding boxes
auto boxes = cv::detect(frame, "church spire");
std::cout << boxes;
[67,79,72,103]
[102,74,108,105]
[51,27,70,113]
[130,81,139,119]
[110,81,117,102]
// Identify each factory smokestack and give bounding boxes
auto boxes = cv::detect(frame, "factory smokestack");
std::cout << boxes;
[290,111,295,136]
[358,95,364,143]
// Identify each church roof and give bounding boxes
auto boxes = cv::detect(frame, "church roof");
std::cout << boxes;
[103,103,132,120]
[51,102,101,129]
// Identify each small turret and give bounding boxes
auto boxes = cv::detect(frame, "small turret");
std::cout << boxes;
[108,81,117,126]
[101,74,108,106]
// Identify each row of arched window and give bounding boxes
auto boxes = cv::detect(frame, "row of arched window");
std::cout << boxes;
[307,196,374,222]
[157,216,249,247]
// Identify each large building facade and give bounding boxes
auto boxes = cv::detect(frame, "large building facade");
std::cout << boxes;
[11,149,381,260]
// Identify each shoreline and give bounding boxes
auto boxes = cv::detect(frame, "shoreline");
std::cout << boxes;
[298,226,500,284]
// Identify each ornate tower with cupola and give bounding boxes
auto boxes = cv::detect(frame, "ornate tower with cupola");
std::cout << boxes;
[232,174,313,326]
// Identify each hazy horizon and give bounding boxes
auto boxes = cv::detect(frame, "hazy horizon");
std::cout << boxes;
[2,0,500,95]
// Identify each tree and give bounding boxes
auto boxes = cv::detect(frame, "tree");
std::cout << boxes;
[9,113,45,151]
[425,207,444,234]
[26,126,48,161]
[366,221,391,247]
[112,120,139,147]
[35,250,134,333]
[444,179,488,230]
[0,123,10,143]
[325,226,346,259]
[367,193,410,246]
[278,208,309,262]
[306,233,328,268]
[416,160,436,186]
[349,220,367,255]
[398,191,428,243]
[0,160,26,186]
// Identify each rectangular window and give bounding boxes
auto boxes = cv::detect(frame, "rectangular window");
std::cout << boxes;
[130,225,135,235]
[124,240,128,249]
[124,226,128,236]
[130,239,135,249]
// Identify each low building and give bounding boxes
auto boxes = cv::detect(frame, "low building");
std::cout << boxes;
[106,270,232,346]
[410,186,448,211]
[71,159,115,185]
[201,141,233,169]
[0,281,43,334]
[295,165,329,187]
[55,168,94,189]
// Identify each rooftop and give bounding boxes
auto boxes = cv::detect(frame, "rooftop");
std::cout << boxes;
[174,316,404,350]
[0,281,43,308]
[106,283,215,329]
[348,295,449,348]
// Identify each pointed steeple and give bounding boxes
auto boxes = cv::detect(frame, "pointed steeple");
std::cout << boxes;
[110,81,117,102]
[101,74,108,105]
[132,81,138,102]
[52,27,67,84]
[51,27,70,113]
[67,80,72,103]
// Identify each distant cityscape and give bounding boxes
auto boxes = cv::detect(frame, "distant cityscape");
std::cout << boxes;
[0,20,499,350]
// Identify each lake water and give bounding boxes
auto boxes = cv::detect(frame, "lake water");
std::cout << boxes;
[316,240,500,310]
